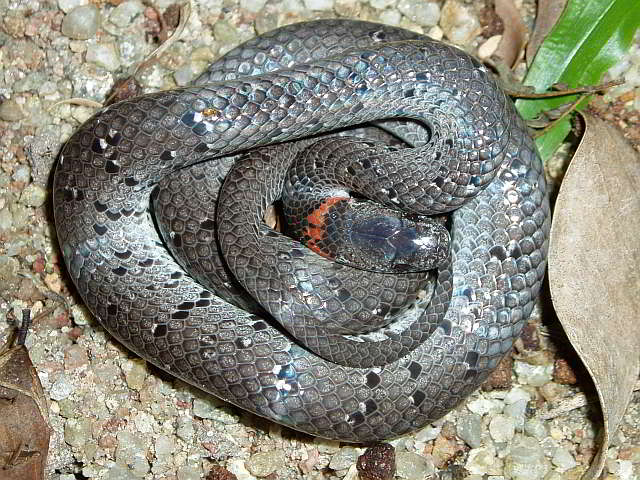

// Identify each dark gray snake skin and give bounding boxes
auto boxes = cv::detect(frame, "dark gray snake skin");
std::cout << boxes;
[53,19,549,441]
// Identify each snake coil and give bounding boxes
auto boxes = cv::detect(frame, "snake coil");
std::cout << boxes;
[54,19,549,441]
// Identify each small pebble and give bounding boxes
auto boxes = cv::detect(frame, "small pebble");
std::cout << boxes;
[13,165,32,184]
[123,358,148,391]
[303,0,334,9]
[456,412,483,448]
[337,0,362,16]
[540,436,558,458]
[552,358,579,385]
[19,183,47,207]
[25,126,64,186]
[330,447,359,471]
[614,460,634,480]
[57,398,76,418]
[64,344,89,370]
[545,473,566,480]
[83,440,98,461]
[102,463,133,480]
[0,209,13,232]
[254,9,279,34]
[356,444,395,480]
[132,410,155,434]
[314,437,341,454]
[538,382,567,402]
[176,416,195,441]
[427,25,443,40]
[155,435,176,457]
[50,374,74,401]
[116,431,150,476]
[551,447,577,471]
[478,35,502,59]
[379,9,402,26]
[397,0,440,27]
[3,12,27,38]
[395,452,435,480]
[439,0,481,45]
[227,457,257,480]
[66,306,90,329]
[174,62,204,86]
[207,465,238,480]
[467,396,503,416]
[519,323,541,351]
[240,0,268,12]
[465,446,500,476]
[489,414,516,443]
[503,387,532,405]
[0,99,25,121]
[504,436,551,480]
[504,399,528,431]
[177,465,204,480]
[370,0,395,8]
[108,0,145,28]
[431,434,458,467]
[619,445,640,462]
[58,0,86,13]
[245,450,285,477]
[64,418,92,447]
[414,424,441,443]
[524,418,548,440]
[193,398,239,424]
[213,21,242,52]
[61,4,101,40]
[514,361,553,387]
[86,42,121,71]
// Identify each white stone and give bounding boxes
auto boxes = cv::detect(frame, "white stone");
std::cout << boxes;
[440,0,481,45]
[240,0,268,12]
[379,9,402,26]
[466,445,500,475]
[551,447,577,472]
[86,43,121,71]
[489,414,516,443]
[58,0,87,13]
[398,0,440,26]
[478,35,502,59]
[303,0,334,10]
[370,0,396,8]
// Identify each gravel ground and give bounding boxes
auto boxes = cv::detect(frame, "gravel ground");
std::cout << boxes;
[1,0,639,479]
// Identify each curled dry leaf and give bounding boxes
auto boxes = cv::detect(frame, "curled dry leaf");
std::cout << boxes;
[0,330,51,480]
[548,113,640,480]
[493,0,527,68]
[526,0,568,65]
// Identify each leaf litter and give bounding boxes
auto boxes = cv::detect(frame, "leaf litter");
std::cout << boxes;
[548,112,640,480]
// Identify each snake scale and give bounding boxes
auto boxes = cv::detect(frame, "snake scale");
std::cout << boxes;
[53,19,549,442]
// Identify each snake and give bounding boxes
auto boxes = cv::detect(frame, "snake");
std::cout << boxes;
[53,19,549,442]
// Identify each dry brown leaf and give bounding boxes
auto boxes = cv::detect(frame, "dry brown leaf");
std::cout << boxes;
[493,0,528,68]
[0,315,51,480]
[548,113,640,480]
[526,0,568,65]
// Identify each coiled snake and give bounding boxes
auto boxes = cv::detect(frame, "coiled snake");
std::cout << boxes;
[53,19,549,442]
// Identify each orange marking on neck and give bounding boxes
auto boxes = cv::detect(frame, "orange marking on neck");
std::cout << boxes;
[304,196,349,258]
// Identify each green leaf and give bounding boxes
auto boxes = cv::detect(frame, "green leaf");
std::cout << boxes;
[535,118,572,161]
[515,0,640,161]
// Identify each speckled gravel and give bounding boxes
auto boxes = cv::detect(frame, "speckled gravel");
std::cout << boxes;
[0,0,639,479]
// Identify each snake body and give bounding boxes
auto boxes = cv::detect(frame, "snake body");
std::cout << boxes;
[53,19,549,441]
